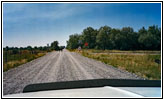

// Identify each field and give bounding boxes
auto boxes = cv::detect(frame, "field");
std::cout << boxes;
[74,49,161,80]
[3,50,47,72]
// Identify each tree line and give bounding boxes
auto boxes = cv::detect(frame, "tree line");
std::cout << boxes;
[3,40,65,55]
[66,25,161,50]
[3,41,65,63]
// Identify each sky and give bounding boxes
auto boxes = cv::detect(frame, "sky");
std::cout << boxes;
[3,3,161,47]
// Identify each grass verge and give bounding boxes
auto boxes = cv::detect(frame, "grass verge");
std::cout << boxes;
[74,49,161,80]
[3,51,47,72]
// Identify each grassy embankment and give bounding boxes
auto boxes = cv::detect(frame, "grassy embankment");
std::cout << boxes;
[71,49,161,80]
[3,50,48,72]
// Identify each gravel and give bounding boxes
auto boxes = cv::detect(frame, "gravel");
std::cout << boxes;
[3,49,143,95]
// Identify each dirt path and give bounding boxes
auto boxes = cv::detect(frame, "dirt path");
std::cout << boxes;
[3,49,142,95]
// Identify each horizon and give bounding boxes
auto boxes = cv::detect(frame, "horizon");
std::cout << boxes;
[3,3,161,47]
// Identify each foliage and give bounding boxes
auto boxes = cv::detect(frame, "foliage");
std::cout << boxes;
[82,27,98,49]
[66,25,161,50]
[66,34,81,49]
[138,26,161,50]
[96,26,112,50]
[51,41,59,50]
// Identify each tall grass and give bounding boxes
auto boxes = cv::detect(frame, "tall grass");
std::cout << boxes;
[89,49,161,54]
[77,49,161,80]
[3,50,47,72]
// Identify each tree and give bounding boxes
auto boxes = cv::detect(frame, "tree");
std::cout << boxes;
[138,25,161,50]
[138,27,147,49]
[66,25,161,50]
[34,46,38,50]
[109,28,121,49]
[51,41,59,50]
[82,27,98,49]
[148,25,161,50]
[4,46,9,62]
[12,47,19,54]
[66,34,81,49]
[27,46,32,51]
[119,27,132,50]
[26,46,33,54]
[111,27,138,50]
[38,46,43,51]
[96,26,111,50]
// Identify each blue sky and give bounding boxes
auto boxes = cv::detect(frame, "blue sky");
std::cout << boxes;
[3,3,161,47]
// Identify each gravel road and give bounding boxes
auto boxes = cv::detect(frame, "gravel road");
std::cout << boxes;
[3,49,142,95]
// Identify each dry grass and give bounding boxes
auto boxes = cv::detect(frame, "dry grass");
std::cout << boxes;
[75,49,161,80]
[88,49,161,54]
[3,51,47,72]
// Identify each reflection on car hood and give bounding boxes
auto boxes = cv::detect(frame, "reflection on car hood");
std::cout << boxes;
[4,79,161,98]
[4,86,161,98]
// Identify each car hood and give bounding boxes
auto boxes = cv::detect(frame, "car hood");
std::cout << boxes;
[4,86,161,98]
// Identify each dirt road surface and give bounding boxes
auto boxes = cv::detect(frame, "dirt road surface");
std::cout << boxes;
[3,49,142,95]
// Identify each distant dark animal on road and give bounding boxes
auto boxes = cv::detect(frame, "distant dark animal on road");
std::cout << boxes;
[57,48,63,51]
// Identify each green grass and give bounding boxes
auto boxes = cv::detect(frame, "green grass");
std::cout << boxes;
[76,49,161,80]
[3,50,47,72]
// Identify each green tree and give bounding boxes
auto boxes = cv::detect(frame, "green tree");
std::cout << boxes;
[51,41,59,50]
[119,27,134,50]
[27,46,32,50]
[82,27,97,49]
[34,46,38,50]
[26,46,32,54]
[109,28,121,49]
[66,34,81,49]
[38,46,42,50]
[138,27,147,49]
[4,46,9,62]
[66,25,161,50]
[138,25,160,50]
[96,26,111,50]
